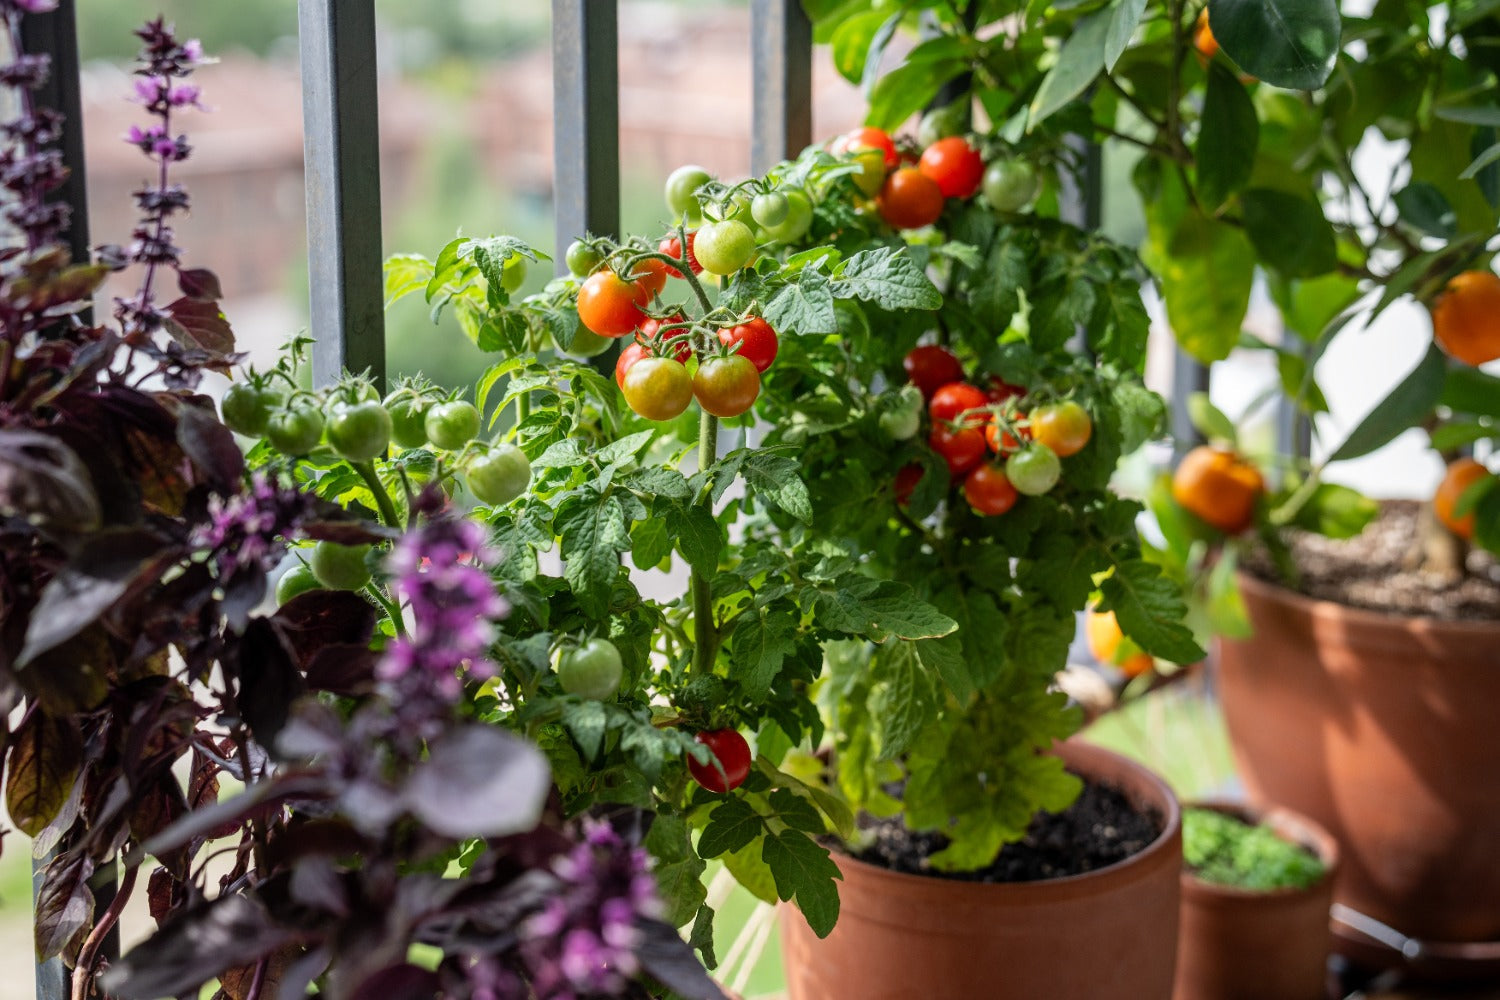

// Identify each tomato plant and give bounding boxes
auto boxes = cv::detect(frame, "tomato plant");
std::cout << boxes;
[576,268,649,337]
[558,638,624,701]
[929,423,986,477]
[310,541,372,591]
[466,444,531,506]
[688,729,752,794]
[693,355,760,418]
[919,136,984,199]
[221,381,283,437]
[929,382,988,426]
[425,399,481,451]
[1029,401,1092,457]
[694,219,756,276]
[718,316,779,373]
[265,402,324,456]
[963,463,1019,516]
[621,356,694,421]
[877,167,945,230]
[1005,444,1061,496]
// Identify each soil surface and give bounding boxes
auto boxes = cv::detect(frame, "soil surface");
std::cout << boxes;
[1242,500,1500,622]
[848,776,1163,883]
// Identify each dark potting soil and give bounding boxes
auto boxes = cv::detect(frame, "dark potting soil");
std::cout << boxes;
[1242,499,1500,622]
[848,777,1163,883]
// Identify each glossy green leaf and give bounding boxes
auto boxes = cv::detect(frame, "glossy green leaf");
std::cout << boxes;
[1105,0,1149,70]
[1327,345,1447,462]
[1393,183,1458,239]
[1289,483,1379,539]
[1146,208,1255,363]
[1442,366,1500,419]
[1187,392,1239,446]
[1241,188,1337,278]
[831,11,897,86]
[1196,62,1259,210]
[866,55,968,132]
[1206,0,1341,90]
[1030,5,1113,126]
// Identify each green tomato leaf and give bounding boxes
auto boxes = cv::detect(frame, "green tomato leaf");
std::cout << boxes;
[1030,4,1113,126]
[1288,482,1379,539]
[767,788,828,835]
[1240,188,1337,279]
[730,606,800,700]
[384,253,434,307]
[833,247,943,311]
[1196,62,1259,210]
[738,451,815,523]
[869,641,939,761]
[644,815,707,929]
[698,798,765,860]
[560,700,608,761]
[1100,558,1206,665]
[1206,0,1341,91]
[554,491,630,619]
[1328,344,1447,462]
[1146,208,1255,363]
[765,269,838,337]
[761,830,842,938]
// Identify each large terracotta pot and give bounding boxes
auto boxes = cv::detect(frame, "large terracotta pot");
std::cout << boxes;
[1218,573,1500,973]
[779,741,1182,1000]
[1173,801,1339,1000]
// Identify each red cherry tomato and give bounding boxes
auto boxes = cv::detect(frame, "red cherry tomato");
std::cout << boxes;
[658,231,702,278]
[616,341,648,388]
[928,382,989,427]
[877,167,945,230]
[987,376,1025,404]
[903,345,964,400]
[930,424,986,477]
[919,137,985,199]
[894,463,924,506]
[718,317,779,373]
[984,414,1031,454]
[963,463,1019,516]
[833,125,898,169]
[688,729,752,793]
[577,269,649,337]
[631,257,670,296]
[639,315,693,363]
[693,355,761,418]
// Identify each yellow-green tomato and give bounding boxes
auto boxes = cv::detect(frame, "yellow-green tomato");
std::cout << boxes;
[558,638,624,700]
[761,188,814,244]
[561,326,613,359]
[466,443,531,506]
[424,400,481,451]
[275,562,321,604]
[665,164,712,220]
[310,541,372,591]
[850,146,887,197]
[983,159,1042,212]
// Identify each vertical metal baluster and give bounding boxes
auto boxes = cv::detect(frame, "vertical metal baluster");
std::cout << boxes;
[750,0,812,175]
[299,0,385,389]
[552,0,619,262]
[1172,347,1211,459]
[1276,323,1314,464]
[1059,136,1103,233]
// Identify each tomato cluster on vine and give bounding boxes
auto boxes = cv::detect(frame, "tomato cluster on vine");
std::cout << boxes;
[892,344,1093,516]
[827,123,1043,232]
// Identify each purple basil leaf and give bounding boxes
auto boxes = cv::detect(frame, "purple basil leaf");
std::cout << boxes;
[5,710,84,838]
[134,772,328,861]
[347,964,442,1000]
[177,267,224,301]
[33,851,94,961]
[0,429,101,531]
[163,296,235,358]
[403,726,550,839]
[276,946,330,1000]
[288,857,350,917]
[636,918,728,1000]
[230,619,306,754]
[272,591,377,665]
[304,643,378,696]
[175,401,244,493]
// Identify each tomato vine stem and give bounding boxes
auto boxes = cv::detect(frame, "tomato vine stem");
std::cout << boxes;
[691,409,720,675]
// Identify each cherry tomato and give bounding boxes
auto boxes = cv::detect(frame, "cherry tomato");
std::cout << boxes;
[718,317,779,373]
[558,638,624,701]
[500,254,526,293]
[919,137,984,199]
[386,394,433,450]
[326,400,391,462]
[565,239,601,277]
[630,257,670,297]
[694,219,756,276]
[577,269,650,338]
[963,463,1019,516]
[877,167,945,230]
[693,355,761,418]
[930,424,986,477]
[466,443,531,506]
[751,191,789,228]
[310,541,372,591]
[666,164,712,219]
[894,463,925,505]
[658,231,702,277]
[221,383,283,437]
[639,315,693,363]
[928,382,989,427]
[616,342,649,389]
[761,187,814,243]
[1029,401,1093,457]
[424,400,481,451]
[689,729,752,793]
[622,357,693,421]
[834,126,899,169]
[985,415,1030,454]
[983,159,1041,213]
[987,376,1025,404]
[1006,444,1062,496]
[880,406,921,441]
[848,146,888,197]
[275,562,321,604]
[265,404,324,456]
[903,345,964,400]
[562,326,613,359]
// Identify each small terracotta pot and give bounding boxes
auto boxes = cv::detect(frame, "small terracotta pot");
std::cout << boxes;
[1218,573,1500,977]
[1173,801,1340,1000]
[779,740,1182,1000]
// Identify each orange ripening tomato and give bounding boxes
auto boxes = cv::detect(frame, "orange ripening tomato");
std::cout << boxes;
[918,137,985,199]
[1171,445,1265,535]
[833,125,899,169]
[1085,607,1153,678]
[577,269,649,337]
[1193,10,1219,62]
[1434,457,1493,540]
[877,168,945,230]
[1432,270,1500,367]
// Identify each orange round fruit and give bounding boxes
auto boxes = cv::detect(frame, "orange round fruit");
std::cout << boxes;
[1085,607,1153,679]
[1433,457,1492,540]
[1193,11,1219,62]
[876,167,945,230]
[1171,445,1265,535]
[1432,270,1500,367]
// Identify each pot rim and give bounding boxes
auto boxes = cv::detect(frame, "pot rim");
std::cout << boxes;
[1179,799,1341,901]
[1236,571,1500,636]
[830,739,1181,897]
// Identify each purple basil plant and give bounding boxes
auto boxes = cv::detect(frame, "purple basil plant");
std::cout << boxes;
[1,9,719,1000]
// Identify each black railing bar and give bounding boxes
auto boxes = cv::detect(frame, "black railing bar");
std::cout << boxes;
[750,0,813,176]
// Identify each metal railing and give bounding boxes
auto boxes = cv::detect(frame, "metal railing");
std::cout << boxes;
[14,1,1301,996]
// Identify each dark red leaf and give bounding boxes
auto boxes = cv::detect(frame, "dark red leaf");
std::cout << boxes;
[636,918,729,1000]
[147,867,176,925]
[176,402,244,493]
[347,963,441,1000]
[5,710,83,837]
[231,619,305,753]
[403,726,550,839]
[0,430,101,531]
[304,643,378,696]
[163,296,235,358]
[272,591,377,665]
[177,267,223,301]
[33,851,94,961]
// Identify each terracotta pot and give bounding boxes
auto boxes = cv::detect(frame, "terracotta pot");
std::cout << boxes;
[1173,801,1340,1000]
[1218,573,1500,974]
[779,741,1182,1000]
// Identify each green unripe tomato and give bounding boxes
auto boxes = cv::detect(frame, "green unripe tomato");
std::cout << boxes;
[879,407,921,442]
[424,400,481,451]
[566,240,602,277]
[761,188,814,244]
[917,102,967,148]
[326,400,392,462]
[694,219,756,276]
[221,383,284,437]
[501,254,527,293]
[275,562,321,604]
[558,638,624,700]
[665,164,712,220]
[561,326,613,358]
[387,395,433,450]
[983,159,1042,213]
[310,541,372,591]
[1005,443,1062,496]
[751,191,789,229]
[466,443,531,506]
[850,146,887,197]
[265,404,325,456]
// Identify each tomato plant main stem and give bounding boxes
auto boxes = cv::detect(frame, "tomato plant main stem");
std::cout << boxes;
[691,410,720,675]
[353,460,402,530]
